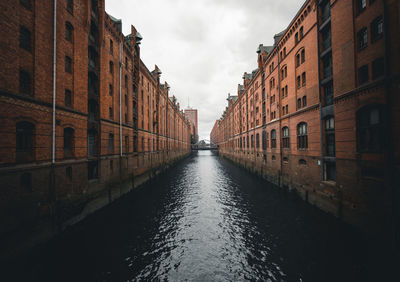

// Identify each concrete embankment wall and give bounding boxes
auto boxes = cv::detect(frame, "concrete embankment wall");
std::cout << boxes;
[0,150,190,261]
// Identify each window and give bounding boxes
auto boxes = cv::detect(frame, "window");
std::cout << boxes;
[247,135,249,148]
[300,26,304,39]
[109,107,113,119]
[110,39,113,54]
[88,99,97,120]
[322,54,333,78]
[125,57,128,69]
[20,26,31,51]
[251,135,254,148]
[109,84,113,96]
[359,65,369,85]
[295,32,299,44]
[325,116,335,157]
[324,81,334,105]
[125,135,129,153]
[66,22,73,42]
[371,16,383,42]
[301,49,305,63]
[283,47,286,57]
[296,54,300,67]
[325,162,336,181]
[322,25,331,51]
[65,56,72,73]
[108,133,114,153]
[357,105,384,152]
[302,96,307,107]
[297,122,308,149]
[16,121,34,162]
[299,159,307,165]
[302,72,306,86]
[321,0,330,22]
[64,127,74,157]
[19,70,31,95]
[372,57,384,79]
[67,0,73,14]
[297,76,301,88]
[271,130,276,148]
[358,28,368,50]
[297,98,302,109]
[88,160,98,179]
[256,133,260,148]
[65,89,72,107]
[20,0,31,10]
[109,61,114,74]
[282,127,290,148]
[133,136,137,152]
[262,131,267,150]
[357,0,367,14]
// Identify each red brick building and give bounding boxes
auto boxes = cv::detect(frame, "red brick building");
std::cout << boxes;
[0,0,190,258]
[184,108,198,143]
[211,0,399,243]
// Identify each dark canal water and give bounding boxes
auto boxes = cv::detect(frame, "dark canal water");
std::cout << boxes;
[7,151,378,281]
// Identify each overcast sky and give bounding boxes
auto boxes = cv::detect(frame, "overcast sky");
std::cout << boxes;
[106,0,304,141]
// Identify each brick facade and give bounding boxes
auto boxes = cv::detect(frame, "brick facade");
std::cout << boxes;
[0,0,191,258]
[211,0,399,243]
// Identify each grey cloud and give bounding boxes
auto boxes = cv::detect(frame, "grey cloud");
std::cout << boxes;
[106,0,302,140]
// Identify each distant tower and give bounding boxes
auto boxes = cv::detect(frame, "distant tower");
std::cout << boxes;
[184,107,198,143]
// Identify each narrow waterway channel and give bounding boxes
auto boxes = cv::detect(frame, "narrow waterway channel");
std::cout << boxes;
[8,151,372,281]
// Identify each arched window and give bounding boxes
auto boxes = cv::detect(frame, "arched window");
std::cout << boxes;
[16,121,35,162]
[301,49,305,63]
[64,127,74,157]
[271,129,277,148]
[282,127,290,148]
[65,22,73,42]
[299,159,307,165]
[357,105,384,152]
[297,122,308,149]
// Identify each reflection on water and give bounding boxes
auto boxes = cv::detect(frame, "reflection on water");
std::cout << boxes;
[8,151,369,281]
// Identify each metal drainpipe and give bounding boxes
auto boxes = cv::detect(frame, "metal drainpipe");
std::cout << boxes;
[52,0,57,165]
[150,86,153,168]
[316,1,325,183]
[277,50,283,188]
[119,42,123,157]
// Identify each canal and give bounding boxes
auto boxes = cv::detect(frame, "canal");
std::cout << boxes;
[8,151,372,281]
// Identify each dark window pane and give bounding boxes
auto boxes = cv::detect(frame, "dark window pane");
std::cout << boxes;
[65,56,72,73]
[372,57,384,79]
[65,89,72,107]
[19,70,31,95]
[359,65,369,85]
[20,26,31,51]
